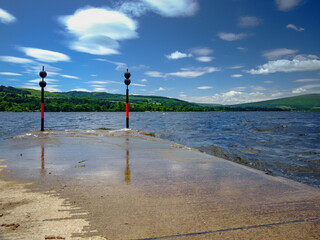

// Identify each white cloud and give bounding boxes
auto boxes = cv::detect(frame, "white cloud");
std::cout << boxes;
[140,79,148,82]
[167,67,219,78]
[131,83,146,87]
[294,78,319,82]
[157,87,166,91]
[247,55,320,74]
[0,72,22,76]
[190,47,213,56]
[286,24,304,31]
[94,58,127,71]
[19,47,70,63]
[0,8,16,24]
[60,74,80,79]
[197,86,212,90]
[146,66,219,78]
[292,84,320,94]
[178,90,268,105]
[70,88,91,92]
[237,47,247,52]
[262,48,298,60]
[211,90,267,105]
[0,56,34,64]
[145,71,164,78]
[229,65,244,69]
[231,74,243,78]
[28,78,59,84]
[59,7,138,55]
[275,0,302,11]
[238,16,260,27]
[166,51,192,60]
[94,87,108,92]
[292,88,306,94]
[89,80,121,85]
[196,56,213,62]
[23,84,62,92]
[264,81,273,84]
[118,1,149,17]
[218,32,247,41]
[142,0,199,17]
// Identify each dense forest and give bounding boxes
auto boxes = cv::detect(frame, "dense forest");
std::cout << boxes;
[0,86,319,112]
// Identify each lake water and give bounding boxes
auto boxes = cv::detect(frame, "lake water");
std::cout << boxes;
[0,111,319,188]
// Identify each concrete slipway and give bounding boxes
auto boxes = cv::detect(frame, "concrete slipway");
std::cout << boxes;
[0,130,319,239]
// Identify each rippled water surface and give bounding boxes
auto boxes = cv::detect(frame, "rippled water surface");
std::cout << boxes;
[0,112,319,187]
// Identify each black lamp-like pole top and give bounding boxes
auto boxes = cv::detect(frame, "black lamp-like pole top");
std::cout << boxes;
[124,68,131,86]
[39,66,47,88]
[39,66,47,79]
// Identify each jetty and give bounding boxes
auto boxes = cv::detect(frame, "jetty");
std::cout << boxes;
[0,130,319,239]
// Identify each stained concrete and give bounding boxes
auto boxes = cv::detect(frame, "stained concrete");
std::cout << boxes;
[0,130,319,239]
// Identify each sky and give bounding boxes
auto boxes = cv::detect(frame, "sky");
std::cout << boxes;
[0,0,320,105]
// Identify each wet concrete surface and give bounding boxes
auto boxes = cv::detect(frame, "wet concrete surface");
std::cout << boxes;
[0,129,320,239]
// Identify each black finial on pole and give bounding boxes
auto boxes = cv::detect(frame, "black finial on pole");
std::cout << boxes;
[124,69,131,129]
[39,66,47,131]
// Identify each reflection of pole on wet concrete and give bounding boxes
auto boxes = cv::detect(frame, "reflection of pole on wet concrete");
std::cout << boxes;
[41,145,45,169]
[125,137,131,184]
[40,145,46,177]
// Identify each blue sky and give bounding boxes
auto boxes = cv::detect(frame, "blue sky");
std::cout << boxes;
[0,0,320,104]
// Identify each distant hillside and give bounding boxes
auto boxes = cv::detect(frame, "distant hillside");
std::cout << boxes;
[0,86,212,112]
[0,86,319,112]
[229,94,320,111]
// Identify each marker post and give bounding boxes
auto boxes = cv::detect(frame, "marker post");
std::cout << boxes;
[124,69,131,129]
[39,66,47,131]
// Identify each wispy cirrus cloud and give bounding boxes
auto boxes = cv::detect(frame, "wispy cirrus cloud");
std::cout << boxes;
[19,47,70,62]
[166,67,219,78]
[218,32,247,41]
[146,67,219,78]
[0,8,16,24]
[238,16,260,27]
[294,78,319,83]
[231,74,243,78]
[286,24,304,31]
[0,56,34,64]
[275,0,302,11]
[145,71,165,78]
[94,58,128,71]
[195,56,214,62]
[262,48,298,60]
[190,47,213,56]
[0,72,22,76]
[197,86,213,90]
[60,74,80,79]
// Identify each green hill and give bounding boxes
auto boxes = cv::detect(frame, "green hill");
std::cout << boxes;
[230,94,320,111]
[0,85,319,112]
[0,85,211,112]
